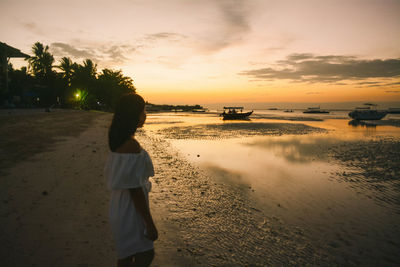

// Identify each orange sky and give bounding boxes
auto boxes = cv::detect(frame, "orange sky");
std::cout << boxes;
[2,0,400,104]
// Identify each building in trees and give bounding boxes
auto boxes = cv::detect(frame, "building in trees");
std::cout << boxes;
[0,42,30,105]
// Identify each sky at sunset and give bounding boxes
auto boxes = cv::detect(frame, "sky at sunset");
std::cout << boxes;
[1,0,400,106]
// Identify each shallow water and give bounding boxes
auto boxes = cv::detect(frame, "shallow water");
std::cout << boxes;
[145,111,400,264]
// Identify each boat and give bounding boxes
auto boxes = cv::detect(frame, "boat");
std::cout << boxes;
[268,108,278,110]
[348,103,387,120]
[192,108,207,113]
[220,107,253,120]
[388,107,400,114]
[303,106,329,114]
[284,109,294,113]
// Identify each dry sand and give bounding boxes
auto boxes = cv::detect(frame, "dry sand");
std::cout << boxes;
[1,109,399,266]
[1,109,115,266]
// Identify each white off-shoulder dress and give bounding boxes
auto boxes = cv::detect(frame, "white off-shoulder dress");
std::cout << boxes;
[104,149,155,259]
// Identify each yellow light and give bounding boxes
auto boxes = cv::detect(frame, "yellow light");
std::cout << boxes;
[75,93,80,98]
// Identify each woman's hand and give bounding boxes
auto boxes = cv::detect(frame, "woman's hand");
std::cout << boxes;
[145,222,158,241]
[129,188,159,242]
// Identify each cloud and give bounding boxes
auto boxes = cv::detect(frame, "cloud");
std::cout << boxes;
[102,45,130,65]
[357,81,381,85]
[20,22,43,35]
[387,82,400,86]
[356,80,400,88]
[50,42,139,67]
[197,0,252,53]
[239,53,400,85]
[145,32,187,42]
[306,91,322,95]
[51,42,96,59]
[385,90,400,93]
[218,0,250,33]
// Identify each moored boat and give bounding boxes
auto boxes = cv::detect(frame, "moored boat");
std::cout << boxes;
[348,103,387,120]
[220,107,253,120]
[388,107,400,114]
[192,108,207,113]
[303,106,329,114]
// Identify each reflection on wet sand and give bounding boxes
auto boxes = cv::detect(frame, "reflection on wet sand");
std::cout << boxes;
[244,136,337,163]
[348,119,377,127]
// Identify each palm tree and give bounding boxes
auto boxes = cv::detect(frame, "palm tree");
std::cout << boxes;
[69,59,98,109]
[57,57,74,87]
[27,42,54,79]
[97,68,136,108]
[82,59,97,78]
[71,59,97,89]
[26,42,56,106]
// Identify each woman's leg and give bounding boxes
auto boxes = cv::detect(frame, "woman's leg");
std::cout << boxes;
[132,249,155,267]
[117,255,133,267]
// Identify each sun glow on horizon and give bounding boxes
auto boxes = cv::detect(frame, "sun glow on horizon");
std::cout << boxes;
[2,0,400,105]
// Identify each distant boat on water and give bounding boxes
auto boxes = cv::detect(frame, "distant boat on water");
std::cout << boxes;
[303,106,329,114]
[388,107,400,114]
[284,109,294,113]
[348,103,387,120]
[192,108,207,113]
[220,107,253,120]
[268,108,278,110]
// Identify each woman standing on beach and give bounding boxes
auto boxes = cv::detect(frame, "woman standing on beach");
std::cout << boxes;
[105,93,158,267]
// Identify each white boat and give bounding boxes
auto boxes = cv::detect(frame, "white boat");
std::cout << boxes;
[348,103,387,120]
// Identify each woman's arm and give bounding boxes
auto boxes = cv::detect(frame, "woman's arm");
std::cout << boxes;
[129,187,158,241]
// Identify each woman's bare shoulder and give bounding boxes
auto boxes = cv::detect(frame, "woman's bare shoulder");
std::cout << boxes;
[115,138,142,154]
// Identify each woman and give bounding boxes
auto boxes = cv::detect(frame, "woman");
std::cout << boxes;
[104,93,158,267]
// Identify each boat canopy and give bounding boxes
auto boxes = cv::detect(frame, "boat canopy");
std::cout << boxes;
[224,106,243,109]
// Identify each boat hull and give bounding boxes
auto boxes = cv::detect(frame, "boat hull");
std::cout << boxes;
[388,108,400,114]
[348,110,387,120]
[221,111,253,120]
[303,111,329,114]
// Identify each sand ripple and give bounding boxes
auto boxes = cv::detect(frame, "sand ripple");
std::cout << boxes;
[158,122,326,140]
[328,137,400,209]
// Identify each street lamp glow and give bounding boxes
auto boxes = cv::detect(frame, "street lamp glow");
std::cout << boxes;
[75,93,80,99]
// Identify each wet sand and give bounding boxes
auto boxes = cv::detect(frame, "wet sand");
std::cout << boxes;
[1,109,399,266]
[150,113,400,266]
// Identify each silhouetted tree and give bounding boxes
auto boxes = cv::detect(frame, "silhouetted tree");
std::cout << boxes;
[56,57,76,106]
[58,57,74,86]
[8,41,140,110]
[72,59,97,88]
[27,42,54,80]
[26,42,56,106]
[97,69,136,109]
[7,64,35,106]
[69,59,98,109]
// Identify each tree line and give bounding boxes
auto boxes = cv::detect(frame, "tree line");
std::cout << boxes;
[4,42,136,110]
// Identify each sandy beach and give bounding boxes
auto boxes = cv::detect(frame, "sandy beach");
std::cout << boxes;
[1,109,399,266]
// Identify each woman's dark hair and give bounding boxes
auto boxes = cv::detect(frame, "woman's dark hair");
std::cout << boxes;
[108,93,145,151]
